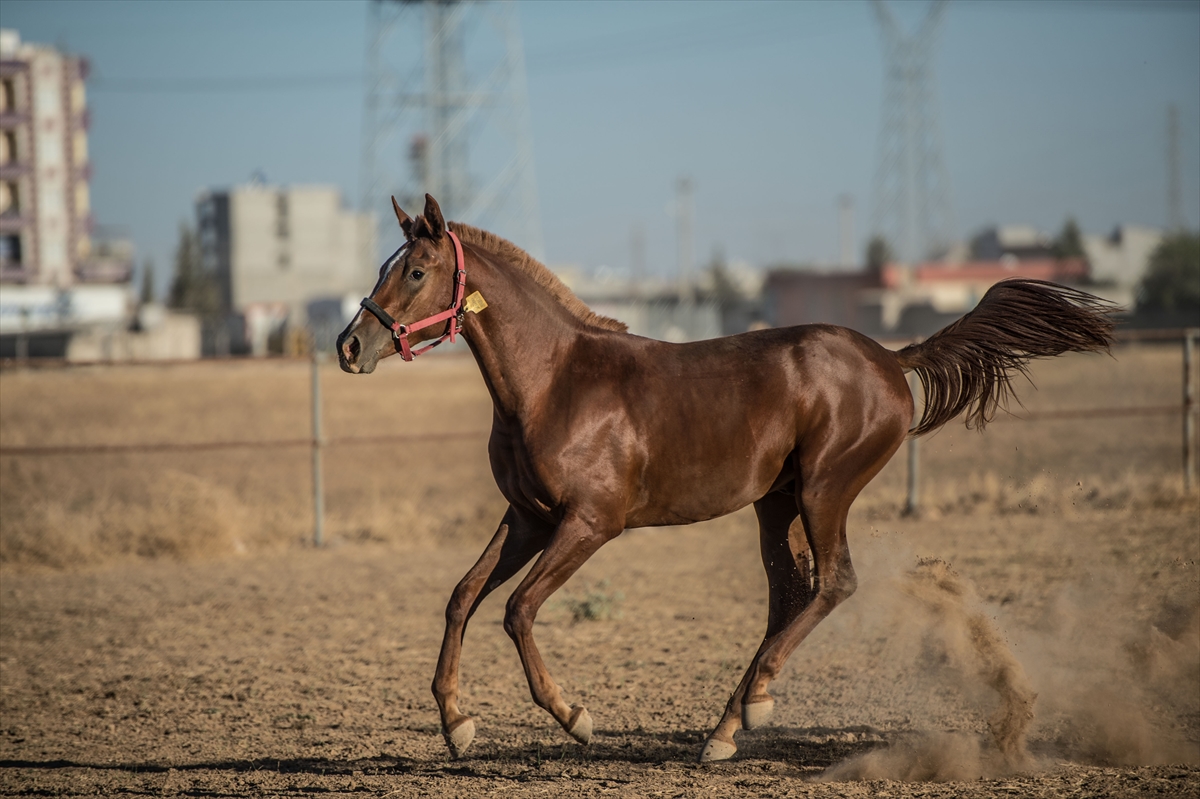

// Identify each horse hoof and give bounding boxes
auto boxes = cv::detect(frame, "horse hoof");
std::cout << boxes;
[567,705,593,744]
[444,717,475,759]
[742,696,774,730]
[698,736,737,762]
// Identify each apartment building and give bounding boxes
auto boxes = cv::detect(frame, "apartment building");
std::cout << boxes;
[195,182,376,354]
[0,29,133,355]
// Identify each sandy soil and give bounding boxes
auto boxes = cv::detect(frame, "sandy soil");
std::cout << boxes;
[1,345,1198,797]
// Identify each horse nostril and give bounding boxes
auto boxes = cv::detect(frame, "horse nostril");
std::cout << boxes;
[343,334,362,362]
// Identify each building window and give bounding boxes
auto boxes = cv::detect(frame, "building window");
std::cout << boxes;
[0,234,22,266]
[73,130,87,166]
[1,131,15,164]
[1,78,15,113]
[0,181,17,216]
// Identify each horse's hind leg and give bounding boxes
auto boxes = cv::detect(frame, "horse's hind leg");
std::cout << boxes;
[699,419,906,762]
[432,505,552,758]
[700,490,813,762]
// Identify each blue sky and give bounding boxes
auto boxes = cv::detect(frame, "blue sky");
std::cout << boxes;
[4,0,1199,292]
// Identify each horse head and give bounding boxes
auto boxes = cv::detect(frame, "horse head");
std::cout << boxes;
[337,193,462,373]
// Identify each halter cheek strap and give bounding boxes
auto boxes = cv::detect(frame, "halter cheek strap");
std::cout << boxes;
[359,230,467,362]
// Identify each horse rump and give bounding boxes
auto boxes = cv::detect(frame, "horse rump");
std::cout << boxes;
[895,278,1116,437]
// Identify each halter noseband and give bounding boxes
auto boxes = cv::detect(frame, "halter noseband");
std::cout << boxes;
[358,229,467,362]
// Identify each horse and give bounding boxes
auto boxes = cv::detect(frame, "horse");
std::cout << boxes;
[336,194,1114,762]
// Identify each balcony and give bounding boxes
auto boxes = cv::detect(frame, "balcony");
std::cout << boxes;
[0,111,30,129]
[0,213,29,234]
[0,163,29,180]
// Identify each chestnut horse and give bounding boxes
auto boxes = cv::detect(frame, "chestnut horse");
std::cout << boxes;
[337,195,1113,762]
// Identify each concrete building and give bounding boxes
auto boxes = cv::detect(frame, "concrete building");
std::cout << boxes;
[969,225,1057,262]
[0,29,128,286]
[764,270,879,333]
[763,255,1090,340]
[195,183,376,355]
[553,264,762,342]
[1082,225,1163,309]
[0,28,136,357]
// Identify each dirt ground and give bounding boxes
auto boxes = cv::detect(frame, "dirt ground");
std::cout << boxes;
[1,345,1198,797]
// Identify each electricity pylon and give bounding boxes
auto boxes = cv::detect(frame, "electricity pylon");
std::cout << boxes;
[360,0,545,259]
[869,0,956,264]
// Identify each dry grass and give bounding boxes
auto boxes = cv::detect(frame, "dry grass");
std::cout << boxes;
[0,342,1193,571]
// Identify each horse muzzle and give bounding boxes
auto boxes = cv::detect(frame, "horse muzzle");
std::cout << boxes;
[336,325,385,374]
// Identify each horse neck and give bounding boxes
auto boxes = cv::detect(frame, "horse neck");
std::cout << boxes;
[460,245,581,419]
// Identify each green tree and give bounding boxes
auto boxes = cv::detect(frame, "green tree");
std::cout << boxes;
[1053,217,1086,259]
[866,235,893,274]
[1137,232,1200,313]
[707,245,740,307]
[139,257,155,305]
[168,223,217,316]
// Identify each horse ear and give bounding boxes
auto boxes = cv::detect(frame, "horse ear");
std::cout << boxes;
[391,196,414,239]
[423,194,446,239]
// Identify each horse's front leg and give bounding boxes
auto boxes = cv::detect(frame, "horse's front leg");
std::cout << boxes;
[432,505,552,758]
[503,509,622,744]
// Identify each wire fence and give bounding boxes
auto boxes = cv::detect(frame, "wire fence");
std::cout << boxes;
[900,327,1199,514]
[1,328,1196,544]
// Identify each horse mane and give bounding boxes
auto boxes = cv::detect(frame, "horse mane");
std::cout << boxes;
[448,222,628,333]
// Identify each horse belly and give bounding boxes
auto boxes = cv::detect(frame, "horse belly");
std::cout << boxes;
[629,424,794,527]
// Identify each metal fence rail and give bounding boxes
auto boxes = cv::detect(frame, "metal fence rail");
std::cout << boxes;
[2,330,1197,540]
[0,430,488,457]
[901,328,1199,513]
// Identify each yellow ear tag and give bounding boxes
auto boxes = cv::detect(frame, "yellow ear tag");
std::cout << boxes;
[464,291,488,314]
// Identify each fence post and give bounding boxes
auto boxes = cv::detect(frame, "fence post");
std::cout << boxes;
[1186,328,1198,492]
[311,348,326,546]
[904,370,921,516]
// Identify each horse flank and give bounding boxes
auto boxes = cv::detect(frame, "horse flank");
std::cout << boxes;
[449,222,628,334]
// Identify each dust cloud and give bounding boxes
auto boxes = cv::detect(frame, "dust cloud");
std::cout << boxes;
[820,551,1199,783]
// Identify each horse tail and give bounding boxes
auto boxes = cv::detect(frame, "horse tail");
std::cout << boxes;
[894,278,1115,437]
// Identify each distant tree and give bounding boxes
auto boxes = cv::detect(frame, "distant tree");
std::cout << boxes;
[139,258,155,305]
[1137,232,1200,313]
[1053,217,1086,259]
[866,235,893,274]
[707,245,740,307]
[168,223,218,316]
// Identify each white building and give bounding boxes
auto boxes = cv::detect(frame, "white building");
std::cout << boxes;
[1082,225,1163,309]
[0,29,134,355]
[195,183,376,355]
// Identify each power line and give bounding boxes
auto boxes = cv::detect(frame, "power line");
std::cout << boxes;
[85,1,1199,96]
[87,11,861,94]
[89,73,362,93]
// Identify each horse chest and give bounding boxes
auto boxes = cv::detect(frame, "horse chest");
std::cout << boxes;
[488,430,564,520]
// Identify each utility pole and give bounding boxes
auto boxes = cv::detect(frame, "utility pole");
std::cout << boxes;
[839,195,855,267]
[676,177,695,338]
[870,0,955,264]
[629,222,647,336]
[630,222,646,286]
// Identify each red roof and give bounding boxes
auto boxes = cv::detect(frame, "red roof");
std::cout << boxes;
[881,258,1087,289]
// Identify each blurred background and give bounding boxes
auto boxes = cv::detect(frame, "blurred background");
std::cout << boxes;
[0,0,1196,357]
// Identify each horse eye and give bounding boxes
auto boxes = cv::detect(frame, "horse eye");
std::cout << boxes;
[410,269,424,281]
